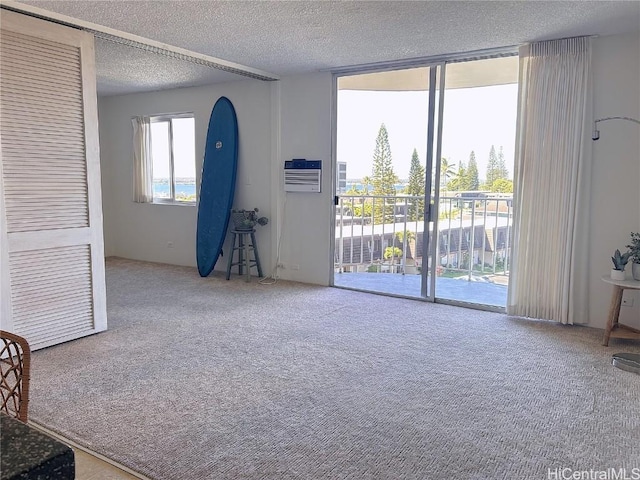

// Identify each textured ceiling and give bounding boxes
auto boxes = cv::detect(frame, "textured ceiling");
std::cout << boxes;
[11,0,640,96]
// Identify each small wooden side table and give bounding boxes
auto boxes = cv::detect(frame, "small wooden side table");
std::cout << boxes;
[601,275,640,346]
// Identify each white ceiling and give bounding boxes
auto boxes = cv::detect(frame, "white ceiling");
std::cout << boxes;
[8,0,640,96]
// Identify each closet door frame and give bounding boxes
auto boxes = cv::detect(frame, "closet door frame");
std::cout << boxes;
[0,10,106,349]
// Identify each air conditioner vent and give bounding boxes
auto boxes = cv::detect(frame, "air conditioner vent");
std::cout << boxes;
[284,159,321,193]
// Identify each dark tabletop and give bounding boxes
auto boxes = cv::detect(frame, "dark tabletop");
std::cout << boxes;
[0,413,74,479]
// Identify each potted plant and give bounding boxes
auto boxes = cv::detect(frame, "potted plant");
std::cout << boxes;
[382,246,403,273]
[611,248,631,281]
[230,208,268,231]
[627,232,640,281]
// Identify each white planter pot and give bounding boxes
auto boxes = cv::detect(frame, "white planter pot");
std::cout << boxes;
[611,269,626,281]
[632,262,640,281]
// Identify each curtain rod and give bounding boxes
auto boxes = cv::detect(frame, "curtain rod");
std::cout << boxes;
[0,1,280,82]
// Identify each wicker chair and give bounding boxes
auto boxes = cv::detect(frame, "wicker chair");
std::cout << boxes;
[0,330,31,422]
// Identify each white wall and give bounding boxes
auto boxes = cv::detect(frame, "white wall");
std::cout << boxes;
[273,73,333,285]
[98,80,273,272]
[98,72,334,284]
[588,31,640,329]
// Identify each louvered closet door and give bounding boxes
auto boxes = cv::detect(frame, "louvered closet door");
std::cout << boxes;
[0,10,106,350]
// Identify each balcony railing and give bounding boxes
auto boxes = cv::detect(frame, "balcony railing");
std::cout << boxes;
[335,193,512,282]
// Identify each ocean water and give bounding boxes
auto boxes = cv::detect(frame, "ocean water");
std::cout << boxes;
[343,183,406,192]
[153,183,196,196]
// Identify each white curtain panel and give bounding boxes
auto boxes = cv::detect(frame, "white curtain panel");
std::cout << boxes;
[507,37,592,324]
[132,116,153,203]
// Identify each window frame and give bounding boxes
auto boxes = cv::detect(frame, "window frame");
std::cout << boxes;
[149,112,196,205]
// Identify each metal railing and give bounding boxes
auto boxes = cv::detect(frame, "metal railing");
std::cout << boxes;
[335,193,512,281]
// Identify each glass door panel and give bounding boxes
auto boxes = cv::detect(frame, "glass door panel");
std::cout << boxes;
[433,56,518,308]
[333,67,434,298]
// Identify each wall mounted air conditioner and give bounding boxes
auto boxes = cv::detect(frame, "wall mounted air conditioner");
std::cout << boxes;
[284,159,322,193]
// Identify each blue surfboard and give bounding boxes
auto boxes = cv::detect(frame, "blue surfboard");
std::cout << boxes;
[196,97,238,277]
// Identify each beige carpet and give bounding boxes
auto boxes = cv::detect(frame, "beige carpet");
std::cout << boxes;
[29,258,640,479]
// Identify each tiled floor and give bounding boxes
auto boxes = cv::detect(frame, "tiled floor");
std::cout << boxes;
[29,422,145,479]
[74,449,142,480]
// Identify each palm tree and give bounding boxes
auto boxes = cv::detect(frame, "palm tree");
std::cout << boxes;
[361,176,372,195]
[439,158,456,192]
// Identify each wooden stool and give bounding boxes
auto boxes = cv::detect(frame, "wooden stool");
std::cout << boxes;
[225,229,263,282]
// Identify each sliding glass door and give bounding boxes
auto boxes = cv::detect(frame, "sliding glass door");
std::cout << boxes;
[432,57,518,308]
[333,54,518,310]
[333,66,439,300]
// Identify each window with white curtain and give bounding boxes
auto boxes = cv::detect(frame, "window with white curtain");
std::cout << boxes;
[133,113,196,204]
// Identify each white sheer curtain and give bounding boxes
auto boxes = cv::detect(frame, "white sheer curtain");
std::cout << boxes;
[507,37,592,324]
[132,116,153,203]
